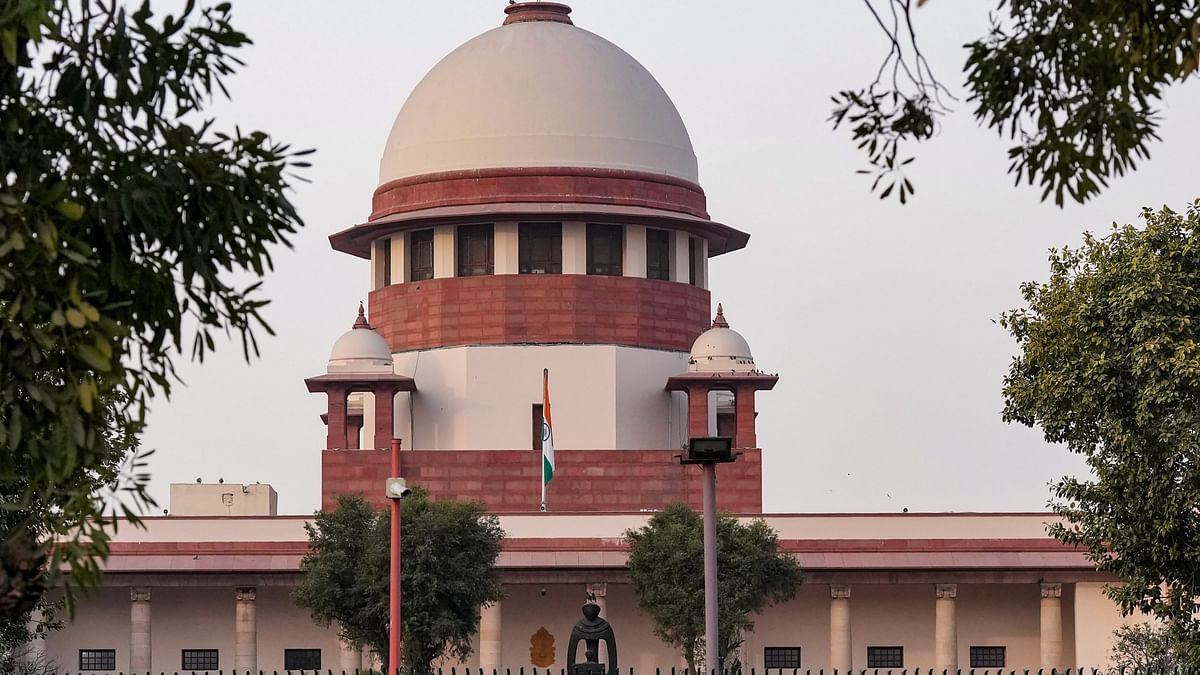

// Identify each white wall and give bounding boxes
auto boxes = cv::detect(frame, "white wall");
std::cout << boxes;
[390,344,689,451]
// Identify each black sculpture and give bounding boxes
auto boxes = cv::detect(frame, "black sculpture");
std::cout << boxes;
[567,602,618,675]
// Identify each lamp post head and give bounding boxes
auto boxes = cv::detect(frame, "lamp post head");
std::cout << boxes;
[680,437,736,464]
[385,477,411,500]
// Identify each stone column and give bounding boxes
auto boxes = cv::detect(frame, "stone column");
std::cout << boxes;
[1040,582,1063,670]
[935,584,958,670]
[734,385,757,448]
[337,626,363,674]
[235,587,257,672]
[587,582,608,618]
[18,606,46,668]
[325,384,349,449]
[479,600,503,673]
[373,385,398,450]
[129,587,151,673]
[687,384,710,438]
[830,584,852,674]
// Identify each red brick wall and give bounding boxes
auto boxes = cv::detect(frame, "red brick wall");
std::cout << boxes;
[369,275,711,353]
[322,447,762,513]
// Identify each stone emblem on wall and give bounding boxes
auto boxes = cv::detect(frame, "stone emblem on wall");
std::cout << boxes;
[530,626,556,667]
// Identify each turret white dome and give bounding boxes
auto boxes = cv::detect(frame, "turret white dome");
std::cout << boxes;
[327,305,395,373]
[378,6,698,186]
[689,305,756,373]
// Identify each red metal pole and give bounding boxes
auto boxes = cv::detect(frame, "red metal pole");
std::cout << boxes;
[389,437,402,673]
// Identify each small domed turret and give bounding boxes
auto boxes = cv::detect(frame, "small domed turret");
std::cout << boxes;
[688,304,755,373]
[327,303,394,373]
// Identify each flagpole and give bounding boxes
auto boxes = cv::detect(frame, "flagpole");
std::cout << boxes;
[541,368,548,512]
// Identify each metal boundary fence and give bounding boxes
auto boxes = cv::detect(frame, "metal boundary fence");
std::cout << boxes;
[44,668,1200,675]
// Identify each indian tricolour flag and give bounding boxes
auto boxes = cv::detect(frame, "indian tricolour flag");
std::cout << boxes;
[541,368,554,512]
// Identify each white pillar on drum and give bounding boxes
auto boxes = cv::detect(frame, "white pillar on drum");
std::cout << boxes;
[235,587,258,672]
[130,587,152,673]
[479,600,503,673]
[935,584,958,671]
[830,584,852,674]
[1040,582,1064,670]
[587,582,608,618]
[337,623,363,674]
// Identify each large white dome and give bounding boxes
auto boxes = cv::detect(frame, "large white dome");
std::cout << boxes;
[378,13,699,186]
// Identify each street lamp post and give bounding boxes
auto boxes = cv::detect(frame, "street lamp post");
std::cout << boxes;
[384,438,411,674]
[680,436,736,675]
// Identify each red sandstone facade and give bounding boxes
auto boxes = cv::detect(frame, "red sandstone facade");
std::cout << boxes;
[367,275,711,353]
[321,448,763,513]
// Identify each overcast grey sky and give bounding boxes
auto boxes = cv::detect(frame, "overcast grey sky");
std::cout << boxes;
[137,1,1200,516]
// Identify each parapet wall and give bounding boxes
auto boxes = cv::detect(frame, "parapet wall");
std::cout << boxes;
[322,447,762,513]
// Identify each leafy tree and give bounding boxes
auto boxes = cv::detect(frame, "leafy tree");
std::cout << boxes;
[1109,623,1180,673]
[294,492,506,673]
[0,597,60,675]
[1001,199,1200,660]
[624,502,802,673]
[833,1,1200,205]
[0,0,307,613]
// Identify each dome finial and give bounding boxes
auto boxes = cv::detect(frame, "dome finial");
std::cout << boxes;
[712,303,729,328]
[353,302,372,330]
[503,2,573,26]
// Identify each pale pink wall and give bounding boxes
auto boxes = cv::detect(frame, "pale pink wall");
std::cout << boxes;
[851,584,936,668]
[741,584,831,670]
[150,586,237,672]
[957,583,1041,669]
[45,587,130,674]
[256,585,344,672]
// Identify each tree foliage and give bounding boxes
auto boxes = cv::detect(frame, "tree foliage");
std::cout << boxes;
[624,502,802,673]
[835,1,1200,205]
[1110,623,1181,673]
[293,492,506,673]
[1001,199,1200,659]
[0,0,307,614]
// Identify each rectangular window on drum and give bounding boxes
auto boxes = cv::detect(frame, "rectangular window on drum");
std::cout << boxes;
[532,403,544,451]
[519,223,562,274]
[79,649,116,671]
[587,223,623,276]
[970,646,1006,668]
[410,229,434,281]
[457,224,495,277]
[646,228,671,280]
[763,646,801,669]
[284,648,322,671]
[866,646,904,668]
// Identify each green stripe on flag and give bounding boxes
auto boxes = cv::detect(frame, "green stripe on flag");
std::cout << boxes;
[543,455,554,484]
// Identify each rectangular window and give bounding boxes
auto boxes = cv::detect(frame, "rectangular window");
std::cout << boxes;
[284,648,322,671]
[79,649,116,671]
[457,224,494,276]
[381,237,392,286]
[763,647,801,669]
[866,646,904,668]
[646,228,671,281]
[182,649,220,670]
[533,403,544,451]
[688,236,698,285]
[519,223,562,274]
[970,646,1006,668]
[587,223,623,276]
[410,229,434,281]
